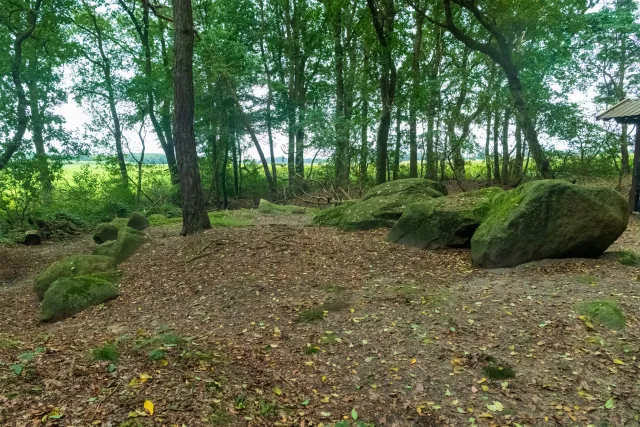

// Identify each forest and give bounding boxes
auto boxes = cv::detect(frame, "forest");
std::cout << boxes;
[1,0,640,426]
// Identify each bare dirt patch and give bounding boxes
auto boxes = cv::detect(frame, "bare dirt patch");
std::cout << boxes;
[1,215,639,426]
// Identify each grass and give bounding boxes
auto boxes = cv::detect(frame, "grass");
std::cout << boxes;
[577,301,626,330]
[92,342,119,362]
[617,250,640,266]
[0,335,22,350]
[297,307,325,323]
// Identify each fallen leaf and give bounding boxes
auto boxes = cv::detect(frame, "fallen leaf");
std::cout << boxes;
[144,400,154,416]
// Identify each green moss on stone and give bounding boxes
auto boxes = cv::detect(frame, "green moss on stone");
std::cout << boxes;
[93,223,119,244]
[388,187,504,249]
[471,180,629,268]
[92,227,145,263]
[127,212,150,231]
[577,301,626,330]
[34,255,117,300]
[40,276,119,322]
[362,178,447,200]
[111,218,129,229]
[257,199,306,215]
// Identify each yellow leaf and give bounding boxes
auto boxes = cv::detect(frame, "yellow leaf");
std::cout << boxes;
[273,327,281,338]
[273,386,283,396]
[613,359,625,365]
[304,361,314,366]
[410,358,417,365]
[144,400,154,416]
[476,377,486,383]
[481,385,489,392]
[160,360,168,367]
[321,376,327,382]
[139,373,152,383]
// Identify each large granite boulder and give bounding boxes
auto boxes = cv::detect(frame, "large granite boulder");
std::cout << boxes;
[34,255,117,300]
[93,227,145,263]
[471,180,628,268]
[313,179,446,231]
[40,276,119,322]
[388,187,504,249]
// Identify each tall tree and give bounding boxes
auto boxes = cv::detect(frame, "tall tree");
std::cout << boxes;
[173,0,211,235]
[0,0,43,170]
[367,0,397,185]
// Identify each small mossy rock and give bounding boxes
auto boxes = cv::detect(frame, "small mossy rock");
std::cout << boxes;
[34,255,116,300]
[362,178,447,201]
[313,185,444,231]
[111,217,129,229]
[471,180,629,268]
[92,227,146,263]
[257,199,306,215]
[93,223,119,244]
[40,275,119,322]
[127,212,150,230]
[388,187,504,249]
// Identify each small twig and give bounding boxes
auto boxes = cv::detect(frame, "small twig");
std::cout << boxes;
[185,248,222,263]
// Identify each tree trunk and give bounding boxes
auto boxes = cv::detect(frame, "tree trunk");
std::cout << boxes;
[0,0,42,170]
[359,53,370,182]
[26,51,52,198]
[295,59,306,178]
[367,0,397,185]
[88,9,128,187]
[409,9,424,178]
[485,110,492,183]
[159,21,178,184]
[259,0,278,187]
[513,116,523,179]
[501,107,510,183]
[334,10,349,187]
[393,102,401,180]
[425,28,443,180]
[492,108,501,182]
[173,0,211,235]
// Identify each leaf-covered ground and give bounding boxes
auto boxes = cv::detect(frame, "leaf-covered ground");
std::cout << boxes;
[1,212,640,426]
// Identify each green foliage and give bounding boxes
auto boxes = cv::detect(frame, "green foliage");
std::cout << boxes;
[577,301,626,330]
[92,342,119,362]
[617,251,640,266]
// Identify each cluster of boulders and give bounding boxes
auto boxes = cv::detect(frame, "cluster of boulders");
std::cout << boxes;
[314,179,629,268]
[34,212,150,322]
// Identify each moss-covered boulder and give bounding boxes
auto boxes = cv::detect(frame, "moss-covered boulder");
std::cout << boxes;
[362,178,447,200]
[34,255,117,300]
[313,179,446,231]
[93,223,119,244]
[110,217,129,229]
[127,212,150,230]
[471,180,629,268]
[93,227,146,263]
[388,187,504,249]
[257,199,306,215]
[40,276,119,322]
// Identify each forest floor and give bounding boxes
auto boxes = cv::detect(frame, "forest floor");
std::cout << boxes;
[1,211,640,427]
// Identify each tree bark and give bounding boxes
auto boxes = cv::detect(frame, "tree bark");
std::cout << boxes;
[409,8,424,178]
[513,116,523,179]
[425,27,443,180]
[359,52,370,182]
[173,0,211,235]
[259,0,278,187]
[334,8,349,186]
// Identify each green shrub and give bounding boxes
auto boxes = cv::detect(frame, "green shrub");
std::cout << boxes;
[92,342,119,362]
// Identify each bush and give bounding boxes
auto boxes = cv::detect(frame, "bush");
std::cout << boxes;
[92,342,119,362]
